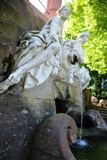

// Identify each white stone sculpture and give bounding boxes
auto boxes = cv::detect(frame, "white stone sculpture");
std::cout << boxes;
[0,5,71,93]
[53,31,91,112]
[60,31,91,90]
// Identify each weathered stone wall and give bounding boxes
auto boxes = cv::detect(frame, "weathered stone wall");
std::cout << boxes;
[0,0,47,81]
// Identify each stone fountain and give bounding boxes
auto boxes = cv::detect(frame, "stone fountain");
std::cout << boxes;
[1,1,103,160]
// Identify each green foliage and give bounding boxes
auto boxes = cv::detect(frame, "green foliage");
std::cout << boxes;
[88,70,107,99]
[99,91,107,99]
[63,0,107,74]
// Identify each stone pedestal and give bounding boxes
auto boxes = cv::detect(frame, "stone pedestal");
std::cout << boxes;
[22,77,56,122]
[0,77,56,160]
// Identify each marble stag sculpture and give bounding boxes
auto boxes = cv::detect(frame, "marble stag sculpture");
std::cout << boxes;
[69,32,91,90]
[57,31,91,91]
[0,5,71,93]
[52,31,91,111]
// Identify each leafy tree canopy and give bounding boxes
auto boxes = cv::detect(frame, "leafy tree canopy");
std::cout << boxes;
[63,0,107,74]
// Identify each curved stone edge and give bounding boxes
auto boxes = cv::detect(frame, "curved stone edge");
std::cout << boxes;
[31,113,77,160]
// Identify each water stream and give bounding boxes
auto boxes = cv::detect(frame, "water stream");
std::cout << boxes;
[76,105,88,147]
[79,105,83,140]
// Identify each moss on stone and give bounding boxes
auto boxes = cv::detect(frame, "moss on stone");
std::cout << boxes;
[0,21,18,41]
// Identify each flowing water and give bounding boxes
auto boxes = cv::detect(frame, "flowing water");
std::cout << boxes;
[70,136,107,160]
[79,105,84,140]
